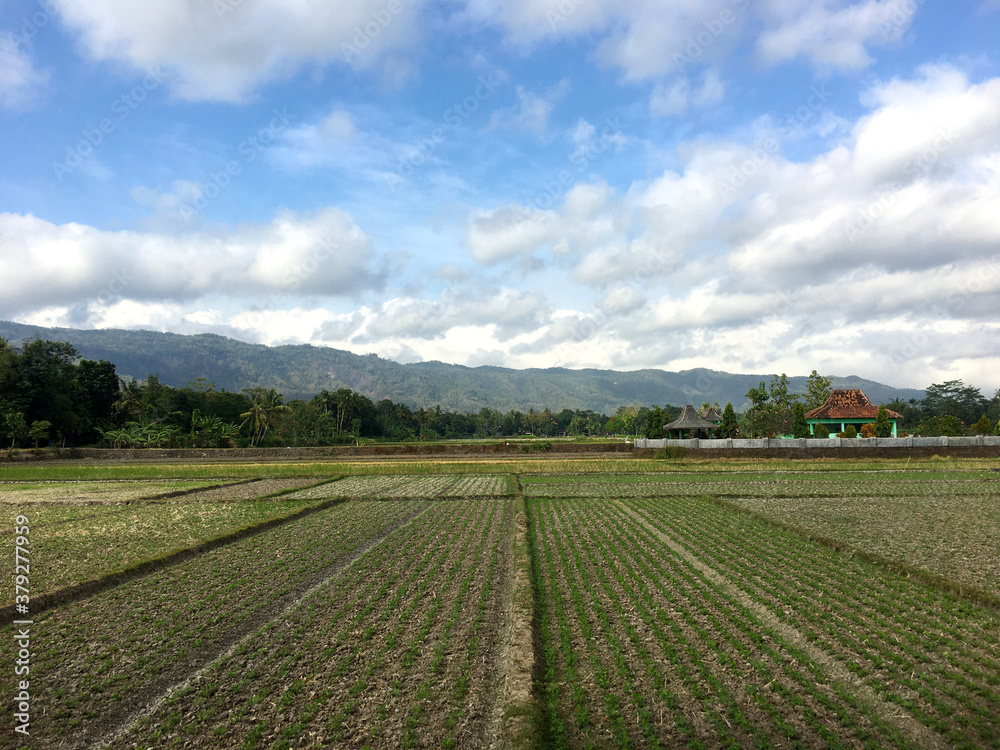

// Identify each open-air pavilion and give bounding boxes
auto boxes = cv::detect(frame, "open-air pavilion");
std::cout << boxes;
[664,404,718,439]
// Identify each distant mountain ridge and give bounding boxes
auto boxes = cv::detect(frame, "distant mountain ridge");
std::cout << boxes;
[0,321,924,413]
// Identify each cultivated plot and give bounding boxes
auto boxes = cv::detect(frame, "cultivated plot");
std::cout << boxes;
[0,477,330,603]
[728,491,1000,597]
[1,499,429,748]
[284,473,513,499]
[111,497,514,749]
[529,487,1000,748]
[3,463,997,750]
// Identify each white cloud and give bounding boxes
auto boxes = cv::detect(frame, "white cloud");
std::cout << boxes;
[448,64,1000,387]
[756,0,916,72]
[0,208,383,319]
[466,0,917,82]
[55,0,427,102]
[0,33,48,109]
[466,181,623,264]
[485,80,570,137]
[130,180,203,213]
[331,287,550,344]
[650,69,726,117]
[466,205,560,263]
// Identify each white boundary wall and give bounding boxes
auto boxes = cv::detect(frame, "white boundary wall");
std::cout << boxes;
[633,436,1000,450]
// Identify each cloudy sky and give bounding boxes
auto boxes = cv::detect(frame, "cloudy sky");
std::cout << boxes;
[2,1,999,391]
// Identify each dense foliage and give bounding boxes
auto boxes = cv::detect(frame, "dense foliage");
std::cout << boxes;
[1,337,997,448]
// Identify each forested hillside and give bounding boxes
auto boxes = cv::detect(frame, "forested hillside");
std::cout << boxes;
[0,321,923,412]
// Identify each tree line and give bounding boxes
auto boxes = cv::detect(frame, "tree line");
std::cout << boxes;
[1,339,998,449]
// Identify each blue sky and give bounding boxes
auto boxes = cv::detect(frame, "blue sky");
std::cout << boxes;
[2,0,999,391]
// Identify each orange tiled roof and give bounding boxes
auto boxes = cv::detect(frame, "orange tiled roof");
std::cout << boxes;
[804,389,902,420]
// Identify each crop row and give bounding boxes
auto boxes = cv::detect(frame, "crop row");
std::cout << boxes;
[728,492,1000,597]
[524,477,997,498]
[110,496,513,749]
[0,480,219,506]
[1,498,332,603]
[1,499,426,747]
[530,495,917,749]
[627,495,1000,748]
[285,473,512,499]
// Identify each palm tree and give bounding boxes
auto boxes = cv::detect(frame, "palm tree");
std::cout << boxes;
[240,388,291,446]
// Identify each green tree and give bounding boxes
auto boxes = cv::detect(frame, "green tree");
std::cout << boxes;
[742,381,780,437]
[813,423,829,439]
[4,411,27,451]
[886,398,923,429]
[922,414,964,437]
[716,402,739,438]
[921,380,987,426]
[16,340,88,442]
[609,405,639,436]
[790,402,810,438]
[971,414,992,435]
[28,419,52,448]
[76,359,119,441]
[240,388,291,446]
[644,406,665,439]
[804,370,833,410]
[874,405,894,438]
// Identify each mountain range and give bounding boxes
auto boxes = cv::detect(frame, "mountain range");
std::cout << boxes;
[0,321,924,413]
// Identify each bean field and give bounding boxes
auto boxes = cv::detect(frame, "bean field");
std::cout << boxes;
[1,460,998,748]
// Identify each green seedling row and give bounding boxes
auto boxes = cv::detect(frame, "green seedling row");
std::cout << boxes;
[112,497,512,749]
[0,499,424,746]
[0,497,330,602]
[627,495,1000,748]
[530,496,915,748]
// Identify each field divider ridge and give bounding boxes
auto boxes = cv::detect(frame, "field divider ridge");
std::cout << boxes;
[0,480,347,620]
[96,499,435,749]
[497,475,541,749]
[616,500,949,750]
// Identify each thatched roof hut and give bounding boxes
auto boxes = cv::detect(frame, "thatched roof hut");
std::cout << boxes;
[701,406,723,423]
[664,405,717,438]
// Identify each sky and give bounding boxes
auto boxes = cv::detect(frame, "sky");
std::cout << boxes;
[1,0,999,392]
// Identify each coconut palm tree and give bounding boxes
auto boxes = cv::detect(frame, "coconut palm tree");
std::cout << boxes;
[240,388,291,446]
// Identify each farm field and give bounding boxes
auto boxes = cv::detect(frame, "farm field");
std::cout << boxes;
[1,456,998,748]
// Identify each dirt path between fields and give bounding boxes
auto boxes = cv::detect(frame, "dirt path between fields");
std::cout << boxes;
[617,501,949,750]
[491,481,537,749]
[92,502,432,750]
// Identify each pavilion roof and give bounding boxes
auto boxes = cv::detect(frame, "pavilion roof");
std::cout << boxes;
[702,406,723,423]
[804,389,902,420]
[665,404,717,431]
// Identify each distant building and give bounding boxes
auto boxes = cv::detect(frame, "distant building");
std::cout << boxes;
[664,405,718,439]
[701,406,723,424]
[804,389,901,437]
